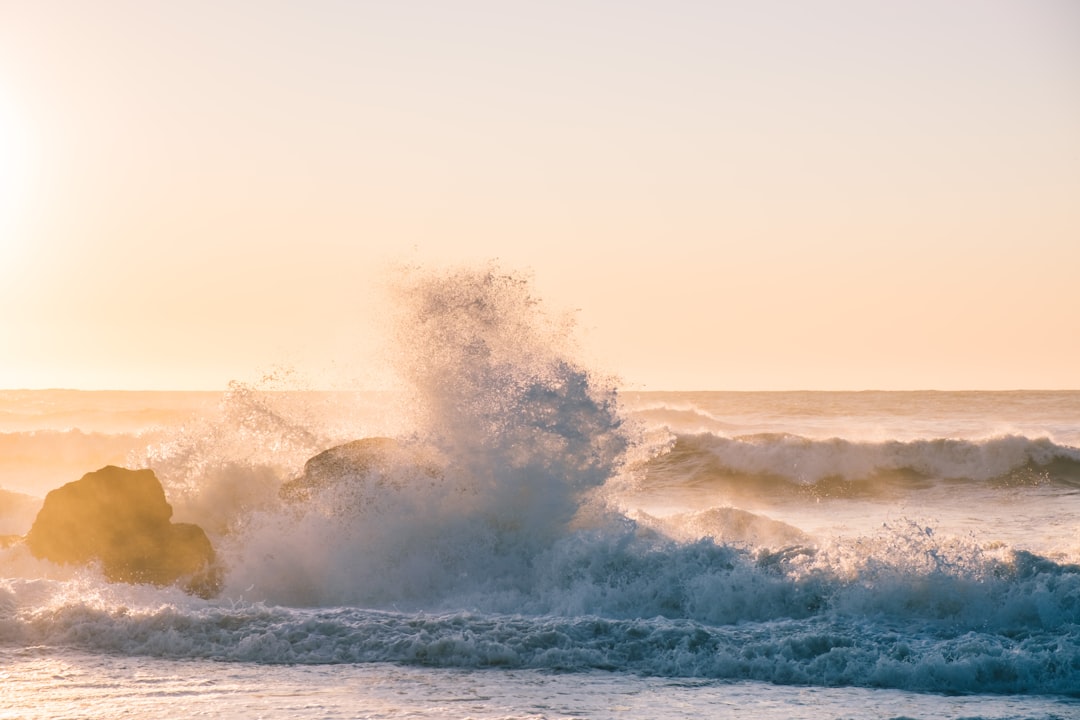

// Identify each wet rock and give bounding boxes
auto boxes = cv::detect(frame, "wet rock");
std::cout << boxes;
[25,466,221,597]
[280,437,441,503]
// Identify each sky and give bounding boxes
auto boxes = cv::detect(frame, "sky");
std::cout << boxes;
[0,0,1078,391]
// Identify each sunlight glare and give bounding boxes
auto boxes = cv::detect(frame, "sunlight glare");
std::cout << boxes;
[0,85,34,269]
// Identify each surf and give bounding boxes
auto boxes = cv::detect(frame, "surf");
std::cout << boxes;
[2,265,1079,699]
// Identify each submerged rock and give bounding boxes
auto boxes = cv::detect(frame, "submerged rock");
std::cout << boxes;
[635,507,811,550]
[25,466,221,598]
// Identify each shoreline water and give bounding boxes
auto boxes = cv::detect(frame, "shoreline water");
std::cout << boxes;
[3,650,1079,720]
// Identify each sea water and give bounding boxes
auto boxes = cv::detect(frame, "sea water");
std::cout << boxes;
[2,268,1079,719]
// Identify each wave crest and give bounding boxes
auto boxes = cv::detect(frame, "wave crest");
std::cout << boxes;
[641,432,1080,496]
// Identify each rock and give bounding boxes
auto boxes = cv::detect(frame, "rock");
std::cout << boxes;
[25,466,221,598]
[634,507,811,549]
[280,437,441,503]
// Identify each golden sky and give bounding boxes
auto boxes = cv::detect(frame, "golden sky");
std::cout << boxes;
[1,0,1078,390]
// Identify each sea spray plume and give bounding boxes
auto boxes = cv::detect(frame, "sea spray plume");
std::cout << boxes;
[389,265,628,540]
[135,378,334,536]
[222,265,631,605]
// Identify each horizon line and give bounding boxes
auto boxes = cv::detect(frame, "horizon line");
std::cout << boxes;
[3,387,1078,394]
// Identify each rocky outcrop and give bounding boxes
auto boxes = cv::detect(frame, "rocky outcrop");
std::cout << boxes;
[25,466,221,598]
[280,437,441,503]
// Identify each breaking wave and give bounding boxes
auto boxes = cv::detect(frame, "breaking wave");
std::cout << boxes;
[639,432,1080,497]
[3,518,1080,695]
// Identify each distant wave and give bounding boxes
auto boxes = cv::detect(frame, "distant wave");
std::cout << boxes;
[0,430,162,499]
[0,389,220,434]
[638,432,1080,496]
[0,489,39,536]
[0,429,153,460]
[622,402,738,433]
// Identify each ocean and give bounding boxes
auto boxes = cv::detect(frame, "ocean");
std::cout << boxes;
[2,274,1079,719]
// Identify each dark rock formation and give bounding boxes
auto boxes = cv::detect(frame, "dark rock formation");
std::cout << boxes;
[280,437,441,503]
[25,466,221,598]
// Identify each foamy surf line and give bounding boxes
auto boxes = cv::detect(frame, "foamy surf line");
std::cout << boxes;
[3,601,1079,696]
[4,525,1080,695]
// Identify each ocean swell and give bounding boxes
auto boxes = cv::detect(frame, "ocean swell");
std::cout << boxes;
[640,432,1080,496]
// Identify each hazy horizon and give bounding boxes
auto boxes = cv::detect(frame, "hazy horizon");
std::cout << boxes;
[3,385,1079,394]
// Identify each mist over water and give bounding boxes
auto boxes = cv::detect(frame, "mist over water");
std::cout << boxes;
[2,265,1080,710]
